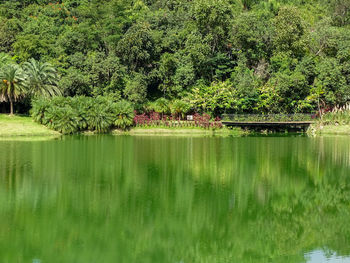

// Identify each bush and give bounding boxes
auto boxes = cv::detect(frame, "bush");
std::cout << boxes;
[154,98,170,116]
[170,99,191,119]
[71,96,94,130]
[133,112,223,129]
[322,105,350,125]
[31,96,135,134]
[114,100,134,130]
[31,97,51,124]
[86,98,115,133]
[46,106,79,134]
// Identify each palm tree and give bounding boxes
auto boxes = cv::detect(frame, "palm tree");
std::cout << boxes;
[0,64,27,115]
[170,99,191,120]
[154,97,170,118]
[24,58,62,98]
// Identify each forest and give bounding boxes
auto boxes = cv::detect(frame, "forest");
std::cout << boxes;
[0,0,350,116]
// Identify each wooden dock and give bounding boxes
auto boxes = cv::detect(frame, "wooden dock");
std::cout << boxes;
[221,114,316,131]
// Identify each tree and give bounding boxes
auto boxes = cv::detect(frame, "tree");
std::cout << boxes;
[188,81,235,115]
[230,60,260,112]
[0,64,27,115]
[124,73,148,105]
[331,0,350,26]
[117,22,155,72]
[314,57,350,107]
[191,0,233,52]
[231,12,272,66]
[154,98,170,117]
[0,18,21,53]
[273,6,306,57]
[24,58,61,98]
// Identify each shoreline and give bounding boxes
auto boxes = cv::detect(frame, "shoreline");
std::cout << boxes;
[2,114,350,138]
[0,114,60,137]
[0,114,246,138]
[308,123,350,136]
[111,127,246,136]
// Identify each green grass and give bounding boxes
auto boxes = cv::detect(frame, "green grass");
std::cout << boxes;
[308,123,350,136]
[0,114,60,137]
[112,126,246,136]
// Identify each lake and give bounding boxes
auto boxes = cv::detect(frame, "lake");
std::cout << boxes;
[0,135,350,263]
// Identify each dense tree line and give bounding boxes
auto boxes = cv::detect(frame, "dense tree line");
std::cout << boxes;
[1,0,350,115]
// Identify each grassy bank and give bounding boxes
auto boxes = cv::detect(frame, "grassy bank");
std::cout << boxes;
[0,114,60,137]
[112,127,246,136]
[0,114,246,137]
[308,123,350,136]
[308,110,350,136]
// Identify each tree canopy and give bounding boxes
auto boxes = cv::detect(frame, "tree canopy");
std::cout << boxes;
[1,0,350,114]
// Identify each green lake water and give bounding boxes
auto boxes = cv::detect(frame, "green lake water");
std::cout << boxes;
[0,135,350,263]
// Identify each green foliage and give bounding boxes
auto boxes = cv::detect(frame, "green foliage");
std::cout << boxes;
[230,60,260,112]
[1,0,350,115]
[124,73,148,105]
[272,6,306,57]
[189,69,260,115]
[30,97,51,124]
[322,110,350,125]
[117,22,155,72]
[154,98,170,115]
[189,81,235,115]
[46,106,79,135]
[231,11,272,65]
[314,58,350,106]
[31,96,135,134]
[0,58,61,114]
[0,64,27,114]
[191,0,233,52]
[86,102,115,133]
[114,100,135,130]
[0,53,13,68]
[24,58,62,97]
[170,99,191,119]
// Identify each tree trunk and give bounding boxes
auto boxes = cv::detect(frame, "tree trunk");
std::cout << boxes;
[9,97,13,115]
[318,96,322,121]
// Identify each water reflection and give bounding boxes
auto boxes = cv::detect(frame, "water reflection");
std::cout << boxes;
[306,250,350,263]
[0,135,350,262]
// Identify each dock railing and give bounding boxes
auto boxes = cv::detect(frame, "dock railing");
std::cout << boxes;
[221,114,317,123]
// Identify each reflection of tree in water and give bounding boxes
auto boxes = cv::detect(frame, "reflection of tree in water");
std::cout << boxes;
[0,136,350,262]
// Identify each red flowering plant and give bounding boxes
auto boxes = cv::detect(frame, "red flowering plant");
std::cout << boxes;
[133,112,223,129]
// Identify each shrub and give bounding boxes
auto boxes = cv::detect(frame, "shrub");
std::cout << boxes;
[322,104,350,125]
[170,99,191,119]
[31,97,51,124]
[114,100,134,130]
[86,99,115,133]
[154,98,170,116]
[71,96,94,130]
[31,96,133,134]
[134,113,150,127]
[45,106,79,134]
[31,96,222,133]
[133,112,223,129]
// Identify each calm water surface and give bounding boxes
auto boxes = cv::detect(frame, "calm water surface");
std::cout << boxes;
[0,135,350,263]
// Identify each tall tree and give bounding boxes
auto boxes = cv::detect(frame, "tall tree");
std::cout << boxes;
[23,58,61,97]
[0,64,27,115]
